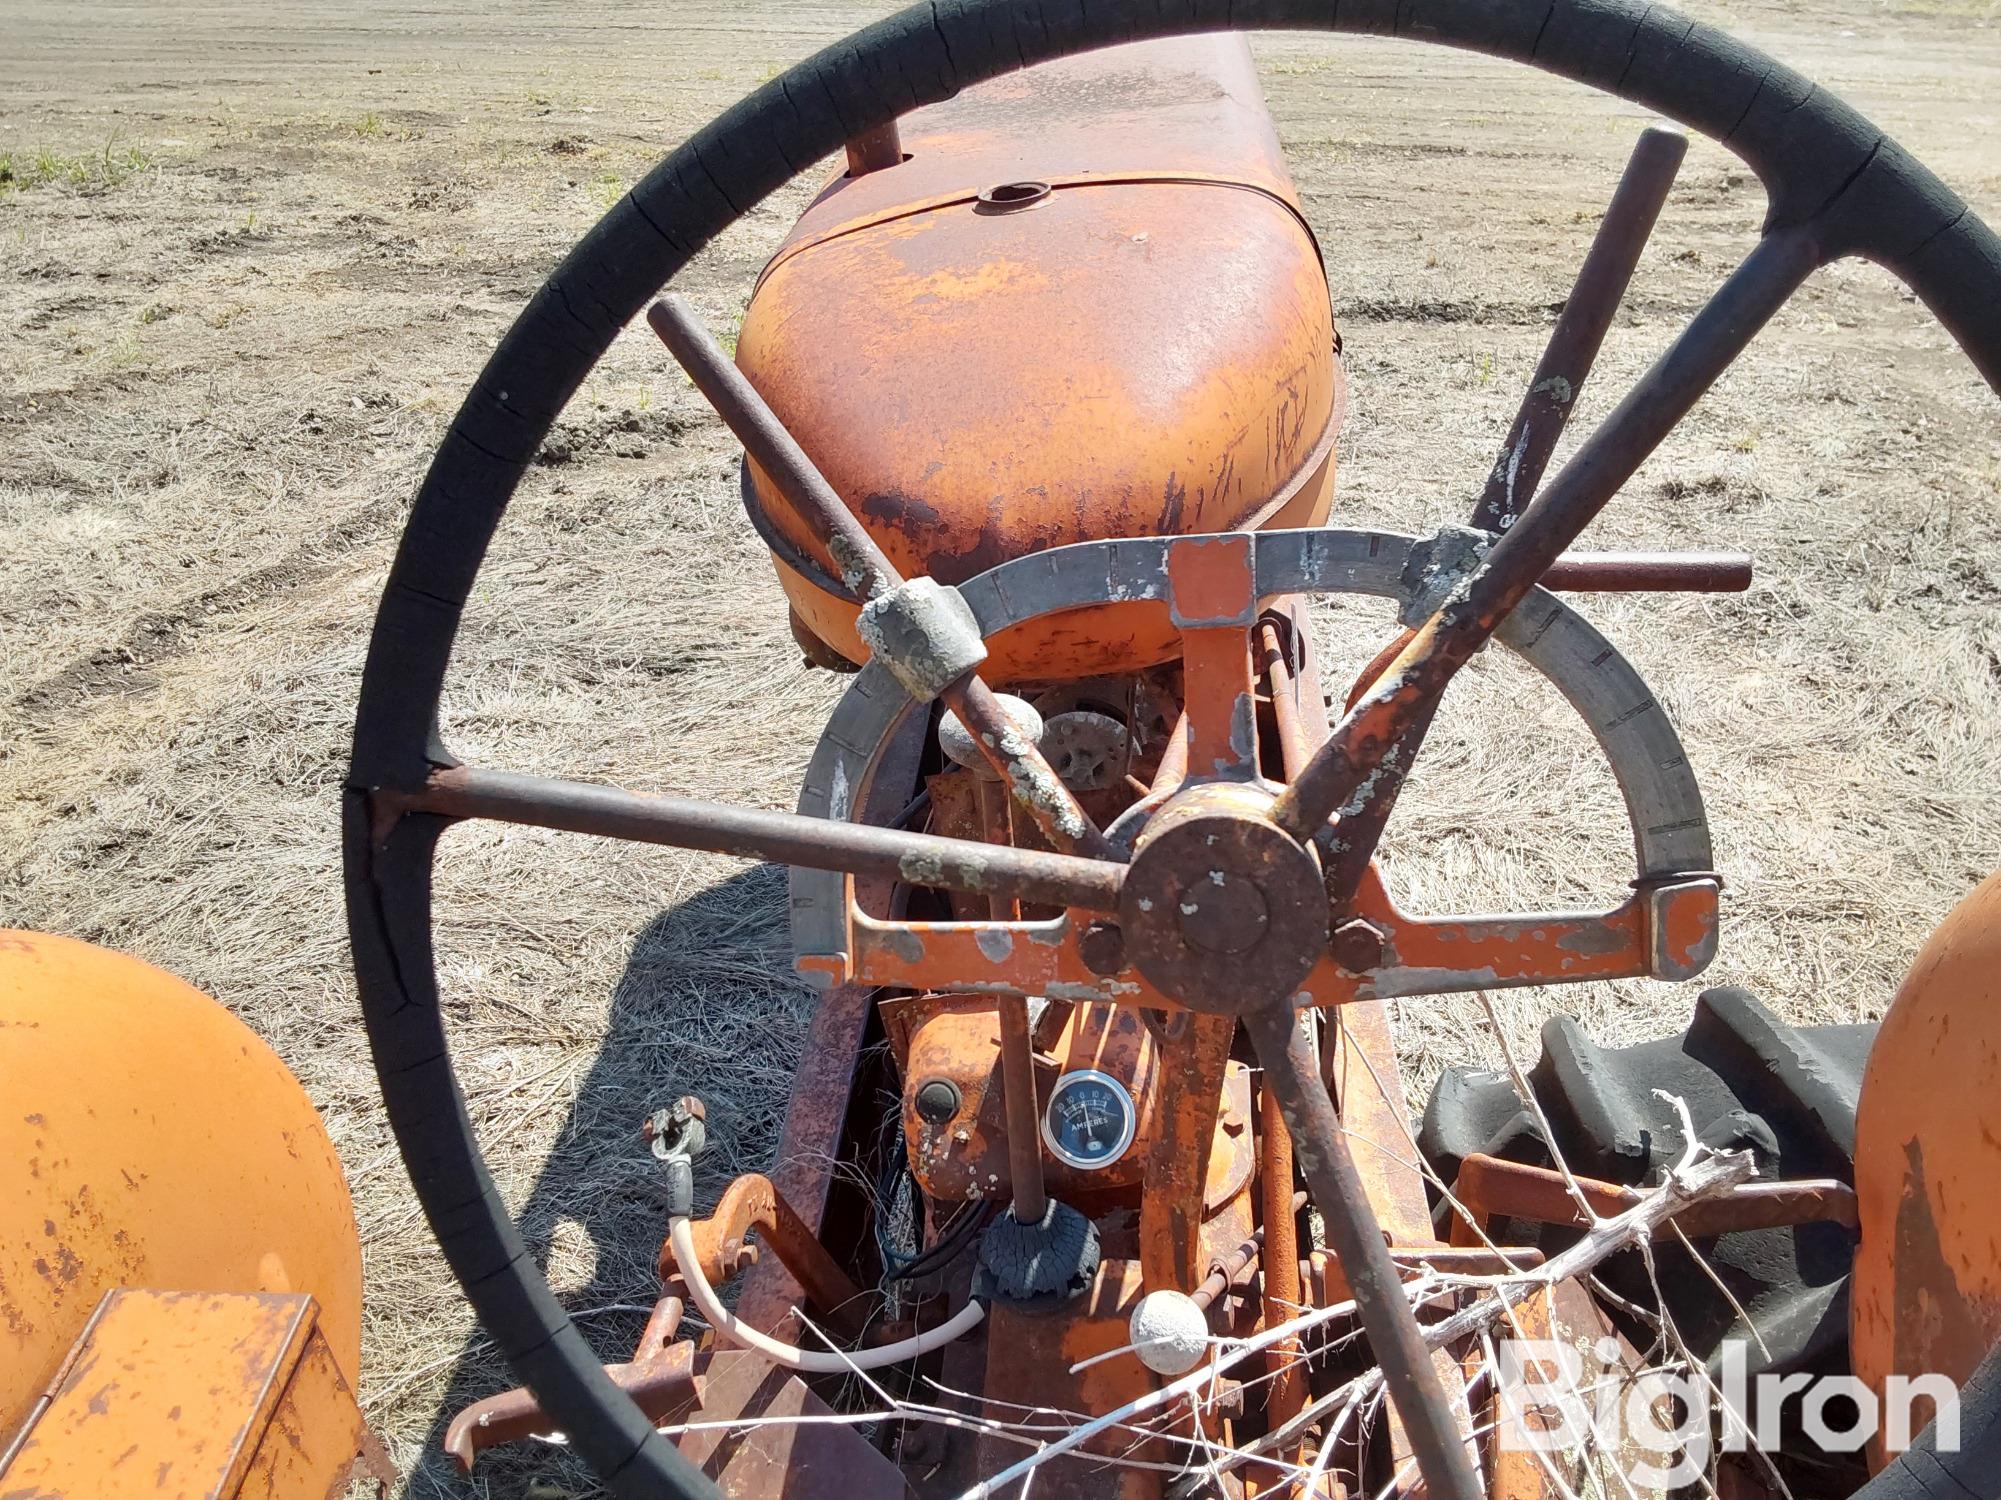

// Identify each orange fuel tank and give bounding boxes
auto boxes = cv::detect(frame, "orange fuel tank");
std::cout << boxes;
[735,34,1344,685]
[1851,871,2001,1467]
[0,931,364,1420]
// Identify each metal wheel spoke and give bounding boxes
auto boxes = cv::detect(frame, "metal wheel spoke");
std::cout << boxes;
[647,295,1117,862]
[393,764,1124,912]
[1272,228,1820,858]
[1476,125,1688,530]
[1244,1003,1482,1500]
[1315,574,1751,917]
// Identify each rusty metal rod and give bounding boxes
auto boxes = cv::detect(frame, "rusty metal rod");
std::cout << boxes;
[1257,621,1309,778]
[1245,1003,1482,1500]
[1476,126,1689,530]
[943,676,1121,861]
[1450,1153,1858,1241]
[1271,229,1818,852]
[1318,550,1747,909]
[844,120,903,177]
[1151,710,1191,798]
[407,765,1123,913]
[978,778,1049,1224]
[1543,550,1751,592]
[649,296,898,603]
[995,996,1048,1224]
[1342,628,1416,714]
[1253,622,1309,1435]
[1191,1189,1310,1312]
[444,1297,695,1471]
[1257,1081,1305,1427]
[647,294,1118,863]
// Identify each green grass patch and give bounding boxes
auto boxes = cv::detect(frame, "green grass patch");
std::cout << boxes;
[0,140,151,196]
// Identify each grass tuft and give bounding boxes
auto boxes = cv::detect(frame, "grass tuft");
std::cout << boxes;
[0,139,150,195]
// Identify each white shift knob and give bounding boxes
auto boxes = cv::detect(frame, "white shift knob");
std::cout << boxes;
[1128,1289,1209,1375]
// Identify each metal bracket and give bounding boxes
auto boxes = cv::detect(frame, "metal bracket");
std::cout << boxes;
[854,577,988,702]
[1397,524,1494,630]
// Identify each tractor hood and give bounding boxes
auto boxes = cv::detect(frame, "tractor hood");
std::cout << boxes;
[734,35,1344,681]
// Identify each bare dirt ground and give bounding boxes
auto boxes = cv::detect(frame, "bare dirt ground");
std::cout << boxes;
[3,1,1998,1494]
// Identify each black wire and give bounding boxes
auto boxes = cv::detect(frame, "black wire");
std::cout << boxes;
[888,1199,994,1283]
[872,1093,923,1274]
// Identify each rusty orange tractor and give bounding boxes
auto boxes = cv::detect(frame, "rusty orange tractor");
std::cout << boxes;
[336,3,2001,1497]
[9,1,2001,1498]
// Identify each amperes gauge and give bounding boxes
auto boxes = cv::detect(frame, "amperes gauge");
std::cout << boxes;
[1041,1068,1137,1170]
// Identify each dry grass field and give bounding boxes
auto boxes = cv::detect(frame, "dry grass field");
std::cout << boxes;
[3,1,1997,1494]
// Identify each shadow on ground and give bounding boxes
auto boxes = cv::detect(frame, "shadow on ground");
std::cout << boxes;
[404,863,808,1499]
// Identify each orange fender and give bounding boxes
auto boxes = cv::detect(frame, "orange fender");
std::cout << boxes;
[1851,872,2001,1466]
[0,931,363,1424]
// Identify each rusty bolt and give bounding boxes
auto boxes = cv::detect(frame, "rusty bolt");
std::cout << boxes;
[1078,919,1126,976]
[1330,918,1386,974]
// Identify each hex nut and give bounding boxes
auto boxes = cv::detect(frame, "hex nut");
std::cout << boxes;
[1078,920,1127,976]
[1330,918,1386,974]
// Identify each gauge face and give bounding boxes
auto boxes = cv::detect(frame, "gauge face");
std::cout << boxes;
[1041,1069,1137,1171]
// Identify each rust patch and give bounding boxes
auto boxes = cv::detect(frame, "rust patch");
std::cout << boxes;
[860,487,946,533]
[1556,921,1626,956]
[1888,1138,1990,1383]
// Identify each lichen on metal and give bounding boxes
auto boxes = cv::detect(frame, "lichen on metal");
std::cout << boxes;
[1398,524,1496,629]
[853,576,988,703]
[994,717,1091,842]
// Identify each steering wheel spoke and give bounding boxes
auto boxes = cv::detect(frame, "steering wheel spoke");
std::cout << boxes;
[392,762,1124,913]
[646,295,1120,862]
[1243,1001,1484,1496]
[1273,226,1823,864]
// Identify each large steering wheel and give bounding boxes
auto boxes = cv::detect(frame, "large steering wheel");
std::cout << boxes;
[345,2,2001,1495]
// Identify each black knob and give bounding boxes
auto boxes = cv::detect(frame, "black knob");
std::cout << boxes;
[913,1078,962,1124]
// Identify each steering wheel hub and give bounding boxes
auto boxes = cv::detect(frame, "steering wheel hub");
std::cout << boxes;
[1118,780,1326,1013]
[1177,871,1269,954]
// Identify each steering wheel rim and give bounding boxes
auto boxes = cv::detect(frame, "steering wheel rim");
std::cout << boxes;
[345,3,2001,1494]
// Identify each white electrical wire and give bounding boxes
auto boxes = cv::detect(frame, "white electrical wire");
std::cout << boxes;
[668,1216,986,1373]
